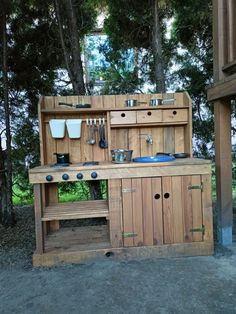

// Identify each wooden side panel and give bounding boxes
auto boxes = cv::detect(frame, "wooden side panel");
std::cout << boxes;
[162,177,174,244]
[191,175,203,241]
[182,176,193,242]
[152,177,163,245]
[122,179,133,247]
[108,179,123,248]
[132,178,144,246]
[172,176,184,243]
[142,178,153,246]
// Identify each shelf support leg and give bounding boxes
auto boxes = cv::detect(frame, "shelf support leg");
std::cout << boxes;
[34,184,44,254]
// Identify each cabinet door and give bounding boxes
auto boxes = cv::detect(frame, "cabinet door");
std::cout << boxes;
[162,175,204,244]
[121,175,204,248]
[121,177,163,247]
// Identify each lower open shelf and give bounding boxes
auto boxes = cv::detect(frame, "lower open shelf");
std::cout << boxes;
[42,200,109,221]
[45,224,110,253]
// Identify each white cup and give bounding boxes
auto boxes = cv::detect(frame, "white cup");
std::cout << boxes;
[66,119,82,139]
[49,119,66,138]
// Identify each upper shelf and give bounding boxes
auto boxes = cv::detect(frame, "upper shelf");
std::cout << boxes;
[40,105,190,114]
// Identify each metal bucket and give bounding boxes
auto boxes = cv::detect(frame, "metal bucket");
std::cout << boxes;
[111,149,133,163]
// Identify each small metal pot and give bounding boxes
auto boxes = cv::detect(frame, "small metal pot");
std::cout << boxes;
[125,99,138,107]
[149,99,162,106]
[111,149,133,163]
[54,153,70,164]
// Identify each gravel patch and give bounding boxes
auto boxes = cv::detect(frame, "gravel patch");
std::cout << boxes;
[0,206,35,269]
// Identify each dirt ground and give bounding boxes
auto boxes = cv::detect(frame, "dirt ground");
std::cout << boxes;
[1,206,236,314]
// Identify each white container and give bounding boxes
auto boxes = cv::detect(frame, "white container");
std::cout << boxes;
[66,119,82,139]
[49,119,66,138]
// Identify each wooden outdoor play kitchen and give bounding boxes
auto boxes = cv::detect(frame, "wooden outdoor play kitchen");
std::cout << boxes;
[29,92,213,266]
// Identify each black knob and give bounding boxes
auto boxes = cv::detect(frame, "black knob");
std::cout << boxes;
[76,173,83,180]
[91,172,98,179]
[62,173,69,180]
[46,175,53,182]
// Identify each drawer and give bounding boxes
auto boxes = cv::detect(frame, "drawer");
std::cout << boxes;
[110,111,136,125]
[162,109,188,123]
[137,110,162,123]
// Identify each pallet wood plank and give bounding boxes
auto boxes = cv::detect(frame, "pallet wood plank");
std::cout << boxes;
[115,95,127,108]
[122,179,134,247]
[108,179,123,247]
[103,95,116,109]
[164,127,175,154]
[151,127,164,154]
[128,128,141,157]
[174,127,185,153]
[34,184,44,254]
[202,174,213,243]
[140,127,153,157]
[152,177,163,245]
[142,178,153,246]
[162,177,174,244]
[182,176,193,242]
[172,176,184,243]
[191,175,203,242]
[132,178,144,246]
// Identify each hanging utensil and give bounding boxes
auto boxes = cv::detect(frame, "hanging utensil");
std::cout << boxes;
[87,119,96,145]
[99,118,108,149]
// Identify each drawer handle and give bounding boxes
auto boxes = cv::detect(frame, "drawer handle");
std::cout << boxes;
[164,192,170,199]
[154,193,160,200]
[121,113,126,117]
[147,111,152,116]
[173,110,177,115]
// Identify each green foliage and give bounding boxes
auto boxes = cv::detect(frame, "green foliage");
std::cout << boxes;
[169,0,214,157]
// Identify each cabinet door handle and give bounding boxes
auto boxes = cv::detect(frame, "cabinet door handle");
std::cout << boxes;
[164,192,170,199]
[154,193,161,200]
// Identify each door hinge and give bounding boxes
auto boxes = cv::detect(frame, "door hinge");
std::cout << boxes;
[188,183,203,191]
[122,232,137,238]
[122,188,136,193]
[190,225,205,235]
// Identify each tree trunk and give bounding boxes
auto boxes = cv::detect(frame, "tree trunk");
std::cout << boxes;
[54,0,101,199]
[54,0,86,95]
[1,13,14,226]
[152,0,166,93]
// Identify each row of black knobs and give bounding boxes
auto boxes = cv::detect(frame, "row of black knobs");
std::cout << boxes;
[46,172,98,182]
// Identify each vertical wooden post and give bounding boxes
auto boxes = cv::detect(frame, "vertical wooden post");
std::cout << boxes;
[214,99,232,245]
[227,0,236,63]
[213,0,227,81]
[34,184,44,254]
